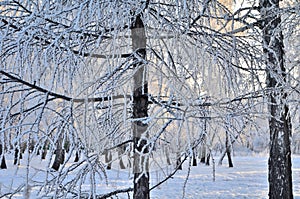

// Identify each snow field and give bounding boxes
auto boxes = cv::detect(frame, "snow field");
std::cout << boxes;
[0,154,299,198]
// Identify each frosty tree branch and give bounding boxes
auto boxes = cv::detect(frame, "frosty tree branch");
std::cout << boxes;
[0,70,130,103]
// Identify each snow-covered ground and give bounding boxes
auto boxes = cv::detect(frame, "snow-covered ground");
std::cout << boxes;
[0,154,299,198]
[151,156,300,199]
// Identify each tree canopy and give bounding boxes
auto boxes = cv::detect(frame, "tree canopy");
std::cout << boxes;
[0,0,299,198]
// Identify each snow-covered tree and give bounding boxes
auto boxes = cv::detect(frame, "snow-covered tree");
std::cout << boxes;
[259,0,300,198]
[0,0,299,198]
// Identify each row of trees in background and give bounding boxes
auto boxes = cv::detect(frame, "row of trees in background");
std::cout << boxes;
[0,0,299,198]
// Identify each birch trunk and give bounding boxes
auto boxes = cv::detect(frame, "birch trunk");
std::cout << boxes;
[260,1,293,198]
[131,14,149,199]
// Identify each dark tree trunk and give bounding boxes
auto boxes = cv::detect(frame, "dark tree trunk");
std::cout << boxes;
[0,144,7,169]
[41,150,47,159]
[20,142,26,157]
[64,140,70,153]
[200,156,205,164]
[127,150,132,168]
[41,141,48,160]
[51,135,65,171]
[200,121,207,164]
[205,153,210,166]
[192,151,197,166]
[74,151,79,162]
[131,14,150,199]
[36,147,40,156]
[107,152,112,170]
[260,1,293,198]
[104,150,109,163]
[200,145,206,164]
[165,146,171,166]
[14,148,20,165]
[226,132,233,168]
[51,149,65,171]
[226,150,233,168]
[1,156,7,169]
[218,133,234,167]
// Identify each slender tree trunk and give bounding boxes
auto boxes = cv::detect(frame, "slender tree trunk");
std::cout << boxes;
[0,144,7,169]
[51,134,65,171]
[260,1,293,198]
[74,151,79,162]
[14,147,20,165]
[200,143,206,164]
[165,146,171,166]
[226,132,233,168]
[192,150,197,166]
[200,120,208,164]
[219,133,239,166]
[1,156,7,169]
[107,152,112,170]
[36,147,40,156]
[127,149,132,168]
[131,14,150,199]
[41,141,48,160]
[205,153,210,166]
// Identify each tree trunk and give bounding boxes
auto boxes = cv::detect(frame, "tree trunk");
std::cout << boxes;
[200,144,206,164]
[260,1,293,198]
[51,135,65,171]
[1,156,7,169]
[36,147,40,156]
[205,153,210,166]
[0,144,7,169]
[41,141,48,160]
[226,132,233,168]
[14,148,20,165]
[200,120,208,164]
[165,146,171,166]
[107,152,112,170]
[219,133,239,166]
[131,14,149,199]
[74,151,79,162]
[192,150,197,166]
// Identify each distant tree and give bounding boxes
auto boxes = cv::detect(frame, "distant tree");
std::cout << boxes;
[0,144,7,169]
[51,129,65,171]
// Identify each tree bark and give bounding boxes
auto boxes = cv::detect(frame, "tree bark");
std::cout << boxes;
[41,141,48,160]
[14,148,20,165]
[200,120,208,164]
[74,151,79,162]
[200,143,206,164]
[192,150,197,166]
[205,153,210,166]
[226,132,233,168]
[131,14,150,199]
[0,144,7,169]
[51,134,65,171]
[260,1,293,198]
